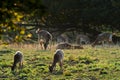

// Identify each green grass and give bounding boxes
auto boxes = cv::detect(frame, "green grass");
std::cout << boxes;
[0,44,120,80]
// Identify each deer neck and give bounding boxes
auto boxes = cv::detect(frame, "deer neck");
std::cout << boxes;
[52,60,57,68]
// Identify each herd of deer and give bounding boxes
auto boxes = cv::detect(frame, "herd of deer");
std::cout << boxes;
[11,29,116,73]
[36,28,115,50]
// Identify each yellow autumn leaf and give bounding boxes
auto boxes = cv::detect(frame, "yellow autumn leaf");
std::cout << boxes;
[21,27,25,31]
[14,12,18,16]
[17,18,20,21]
[7,26,11,30]
[20,30,25,35]
[27,33,32,38]
[18,15,23,19]
[3,29,6,32]
[15,36,19,39]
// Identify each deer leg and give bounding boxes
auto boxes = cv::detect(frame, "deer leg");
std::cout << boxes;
[44,41,49,50]
[49,40,52,50]
[52,65,56,72]
[38,35,40,47]
[40,43,42,49]
[11,63,16,71]
[101,41,104,47]
[46,38,51,50]
[44,43,47,50]
[59,61,63,71]
[109,41,114,47]
[19,61,23,69]
[40,42,44,50]
[92,40,98,47]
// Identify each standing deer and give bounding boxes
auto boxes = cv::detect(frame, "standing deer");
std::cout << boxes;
[11,51,23,71]
[36,28,52,50]
[92,32,114,47]
[49,49,64,73]
[76,34,90,45]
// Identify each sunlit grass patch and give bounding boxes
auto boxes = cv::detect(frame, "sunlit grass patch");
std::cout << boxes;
[63,70,72,76]
[78,56,96,65]
[68,55,77,61]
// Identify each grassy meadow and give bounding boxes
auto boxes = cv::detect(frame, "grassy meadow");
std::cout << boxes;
[0,44,120,80]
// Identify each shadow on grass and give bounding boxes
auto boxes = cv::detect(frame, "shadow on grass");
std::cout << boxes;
[47,70,63,75]
[54,71,63,75]
[0,49,13,56]
[76,75,98,80]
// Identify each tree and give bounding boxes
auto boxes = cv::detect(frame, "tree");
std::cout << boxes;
[1,0,120,43]
[0,0,46,43]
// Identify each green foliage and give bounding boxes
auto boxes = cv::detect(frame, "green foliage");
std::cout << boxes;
[1,0,120,43]
[0,0,45,43]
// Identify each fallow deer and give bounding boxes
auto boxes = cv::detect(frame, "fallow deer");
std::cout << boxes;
[92,32,114,47]
[11,51,23,71]
[36,28,52,50]
[49,49,64,73]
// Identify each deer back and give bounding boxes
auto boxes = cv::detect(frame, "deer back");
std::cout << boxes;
[53,49,64,63]
[14,51,23,64]
[97,33,113,41]
[37,30,52,41]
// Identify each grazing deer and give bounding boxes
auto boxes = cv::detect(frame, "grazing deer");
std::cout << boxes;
[11,51,23,71]
[49,49,64,73]
[56,42,72,49]
[92,32,114,47]
[36,28,52,50]
[76,34,90,45]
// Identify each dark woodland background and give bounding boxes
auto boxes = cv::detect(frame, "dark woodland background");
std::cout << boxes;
[0,0,120,44]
